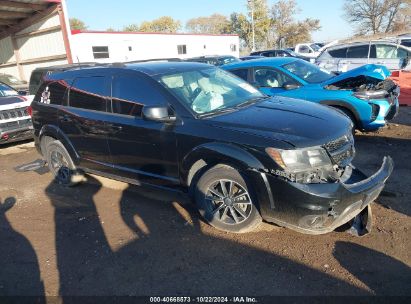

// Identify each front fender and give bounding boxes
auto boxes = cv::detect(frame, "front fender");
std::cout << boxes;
[39,125,80,165]
[181,142,266,187]
[319,100,361,123]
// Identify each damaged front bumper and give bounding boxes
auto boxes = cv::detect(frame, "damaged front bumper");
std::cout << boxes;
[257,156,394,235]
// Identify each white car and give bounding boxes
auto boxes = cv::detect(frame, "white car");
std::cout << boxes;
[316,41,411,73]
[0,82,34,145]
[294,43,322,59]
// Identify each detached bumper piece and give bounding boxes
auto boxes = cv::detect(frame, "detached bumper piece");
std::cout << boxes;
[262,157,394,235]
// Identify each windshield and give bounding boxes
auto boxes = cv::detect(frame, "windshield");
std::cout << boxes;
[217,56,240,66]
[158,67,265,116]
[0,83,18,97]
[282,60,334,84]
[286,49,299,57]
[310,44,321,51]
[0,75,23,85]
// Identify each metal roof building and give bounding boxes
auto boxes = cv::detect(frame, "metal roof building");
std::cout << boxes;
[0,0,72,82]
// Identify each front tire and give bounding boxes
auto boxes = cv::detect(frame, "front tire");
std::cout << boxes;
[44,139,82,186]
[194,165,262,233]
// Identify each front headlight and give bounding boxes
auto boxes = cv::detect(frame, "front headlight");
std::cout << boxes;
[266,147,332,173]
[354,90,388,100]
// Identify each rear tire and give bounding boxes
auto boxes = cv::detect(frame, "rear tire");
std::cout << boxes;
[194,165,262,233]
[44,139,83,186]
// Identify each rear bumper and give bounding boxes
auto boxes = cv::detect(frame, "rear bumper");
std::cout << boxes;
[0,122,34,144]
[255,157,393,234]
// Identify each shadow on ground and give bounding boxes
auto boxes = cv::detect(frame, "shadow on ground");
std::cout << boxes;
[334,241,411,295]
[44,177,368,297]
[0,197,45,300]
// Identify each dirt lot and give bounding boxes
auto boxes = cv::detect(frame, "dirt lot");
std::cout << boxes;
[0,108,410,297]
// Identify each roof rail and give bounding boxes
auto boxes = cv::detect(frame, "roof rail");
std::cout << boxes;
[126,58,183,64]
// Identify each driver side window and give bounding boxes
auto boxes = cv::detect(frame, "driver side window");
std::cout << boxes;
[111,74,167,117]
[254,68,297,88]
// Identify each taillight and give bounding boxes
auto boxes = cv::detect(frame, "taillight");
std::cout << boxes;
[27,106,33,117]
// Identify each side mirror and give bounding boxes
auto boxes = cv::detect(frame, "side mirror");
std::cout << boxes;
[283,83,300,90]
[142,105,176,123]
[18,90,27,96]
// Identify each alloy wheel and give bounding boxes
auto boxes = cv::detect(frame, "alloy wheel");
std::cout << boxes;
[206,179,253,225]
[49,150,71,182]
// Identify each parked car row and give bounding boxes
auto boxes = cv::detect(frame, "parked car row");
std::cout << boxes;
[26,60,393,236]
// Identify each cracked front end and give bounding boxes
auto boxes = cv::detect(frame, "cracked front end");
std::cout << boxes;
[250,133,393,235]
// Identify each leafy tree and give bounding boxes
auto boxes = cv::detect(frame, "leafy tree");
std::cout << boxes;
[392,0,411,32]
[123,24,140,32]
[344,0,407,34]
[138,16,181,33]
[106,27,117,32]
[186,14,230,34]
[228,0,271,50]
[270,0,320,47]
[69,18,87,30]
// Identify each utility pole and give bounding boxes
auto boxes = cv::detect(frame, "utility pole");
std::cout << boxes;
[248,0,256,51]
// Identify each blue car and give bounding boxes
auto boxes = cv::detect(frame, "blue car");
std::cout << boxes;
[222,58,399,131]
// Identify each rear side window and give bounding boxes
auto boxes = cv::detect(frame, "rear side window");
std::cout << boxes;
[69,77,107,112]
[347,45,369,58]
[230,69,249,81]
[328,48,348,58]
[111,74,167,117]
[47,81,70,105]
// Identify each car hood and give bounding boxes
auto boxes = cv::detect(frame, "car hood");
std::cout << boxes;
[322,64,391,85]
[207,97,352,148]
[0,96,32,111]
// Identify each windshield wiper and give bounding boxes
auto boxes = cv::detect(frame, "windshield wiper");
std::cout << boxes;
[197,107,237,118]
[196,96,269,118]
[234,96,270,108]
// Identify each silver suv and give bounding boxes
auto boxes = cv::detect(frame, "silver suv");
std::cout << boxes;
[316,41,411,73]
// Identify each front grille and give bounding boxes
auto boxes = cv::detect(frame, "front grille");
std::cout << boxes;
[0,107,29,121]
[323,134,355,167]
[0,118,32,132]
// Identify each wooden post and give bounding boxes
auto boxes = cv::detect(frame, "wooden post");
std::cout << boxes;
[10,35,25,81]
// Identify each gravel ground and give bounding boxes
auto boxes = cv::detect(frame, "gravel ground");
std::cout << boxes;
[0,108,410,297]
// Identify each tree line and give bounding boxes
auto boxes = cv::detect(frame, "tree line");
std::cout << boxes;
[69,0,411,51]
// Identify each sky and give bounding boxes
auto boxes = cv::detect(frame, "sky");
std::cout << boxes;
[65,0,353,42]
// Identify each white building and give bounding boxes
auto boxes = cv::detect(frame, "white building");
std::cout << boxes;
[70,30,240,63]
[0,0,240,82]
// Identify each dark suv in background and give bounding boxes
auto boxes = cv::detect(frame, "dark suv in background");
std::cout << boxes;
[31,62,393,235]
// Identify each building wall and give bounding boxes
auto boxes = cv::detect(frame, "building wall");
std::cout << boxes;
[0,8,69,82]
[70,32,240,63]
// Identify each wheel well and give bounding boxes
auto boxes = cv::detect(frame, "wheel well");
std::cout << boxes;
[187,159,241,192]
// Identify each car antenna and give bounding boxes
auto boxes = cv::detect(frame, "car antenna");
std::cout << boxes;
[76,56,82,69]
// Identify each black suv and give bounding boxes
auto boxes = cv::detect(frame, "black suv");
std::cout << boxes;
[31,62,393,234]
